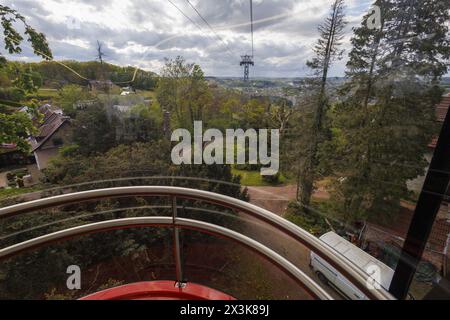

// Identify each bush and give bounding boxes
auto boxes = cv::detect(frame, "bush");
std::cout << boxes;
[234,163,261,171]
[284,201,329,236]
[262,172,280,184]
[0,87,25,102]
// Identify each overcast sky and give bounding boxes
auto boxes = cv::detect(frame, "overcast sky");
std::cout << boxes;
[2,0,376,77]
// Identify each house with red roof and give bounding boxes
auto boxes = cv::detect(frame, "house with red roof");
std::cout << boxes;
[29,104,72,170]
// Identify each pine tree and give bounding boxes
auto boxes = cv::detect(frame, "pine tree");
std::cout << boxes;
[322,0,450,223]
[297,0,347,208]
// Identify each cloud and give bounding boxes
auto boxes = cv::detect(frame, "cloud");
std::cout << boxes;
[1,0,377,77]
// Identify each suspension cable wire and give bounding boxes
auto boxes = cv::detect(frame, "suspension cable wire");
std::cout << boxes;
[167,0,236,62]
[183,0,237,58]
[7,1,290,84]
[245,0,256,90]
[5,34,139,85]
[167,0,207,35]
[250,0,254,57]
[6,35,90,82]
[5,1,239,86]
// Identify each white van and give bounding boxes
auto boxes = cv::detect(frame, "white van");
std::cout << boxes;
[310,231,394,300]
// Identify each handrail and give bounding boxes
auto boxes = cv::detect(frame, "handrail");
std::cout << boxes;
[1,176,242,202]
[0,205,243,242]
[0,186,395,300]
[0,216,333,300]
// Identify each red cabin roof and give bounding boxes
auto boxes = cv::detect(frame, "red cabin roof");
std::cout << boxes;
[80,281,236,300]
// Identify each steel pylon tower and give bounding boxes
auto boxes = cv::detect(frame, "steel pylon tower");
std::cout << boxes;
[240,55,254,81]
[240,0,254,82]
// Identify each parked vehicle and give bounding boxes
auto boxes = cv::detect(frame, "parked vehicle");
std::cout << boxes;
[310,231,394,300]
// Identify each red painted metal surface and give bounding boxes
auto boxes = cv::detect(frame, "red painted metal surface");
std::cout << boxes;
[80,281,236,300]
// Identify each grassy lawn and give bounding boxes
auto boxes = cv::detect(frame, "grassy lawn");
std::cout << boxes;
[136,89,155,99]
[231,167,292,186]
[36,88,59,99]
[0,187,39,200]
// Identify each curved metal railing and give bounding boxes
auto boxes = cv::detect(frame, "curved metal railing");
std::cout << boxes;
[0,186,395,300]
[0,217,332,300]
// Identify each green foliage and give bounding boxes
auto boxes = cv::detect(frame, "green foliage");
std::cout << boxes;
[261,172,280,184]
[19,60,156,90]
[231,168,290,186]
[0,63,43,104]
[319,0,449,223]
[0,141,249,299]
[0,187,38,200]
[110,67,157,90]
[236,98,271,129]
[0,229,173,299]
[297,0,347,208]
[58,144,80,157]
[0,5,51,152]
[204,88,243,130]
[71,103,116,156]
[116,103,162,143]
[67,100,162,156]
[95,279,125,292]
[306,0,346,75]
[43,141,247,200]
[44,288,76,300]
[156,56,212,129]
[284,201,330,236]
[12,66,42,94]
[0,5,52,62]
[0,87,25,102]
[56,84,92,117]
[0,108,37,152]
[279,89,315,189]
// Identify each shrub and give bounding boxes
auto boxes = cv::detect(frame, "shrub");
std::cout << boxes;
[262,172,280,184]
[284,201,329,236]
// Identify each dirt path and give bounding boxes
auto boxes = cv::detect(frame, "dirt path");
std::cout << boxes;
[0,172,7,188]
[243,184,341,299]
[246,184,330,216]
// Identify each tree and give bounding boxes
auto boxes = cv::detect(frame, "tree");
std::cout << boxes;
[114,104,163,144]
[56,84,92,117]
[1,140,248,299]
[0,5,52,64]
[0,108,37,151]
[270,99,294,136]
[12,65,42,94]
[237,98,270,129]
[156,56,212,129]
[297,0,347,207]
[71,103,117,156]
[321,0,450,224]
[0,5,52,152]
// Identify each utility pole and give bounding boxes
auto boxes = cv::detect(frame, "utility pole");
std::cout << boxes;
[96,40,105,65]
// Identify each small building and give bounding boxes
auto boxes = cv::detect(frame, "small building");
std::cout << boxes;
[120,86,136,95]
[30,105,72,170]
[88,80,114,92]
[74,99,98,110]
